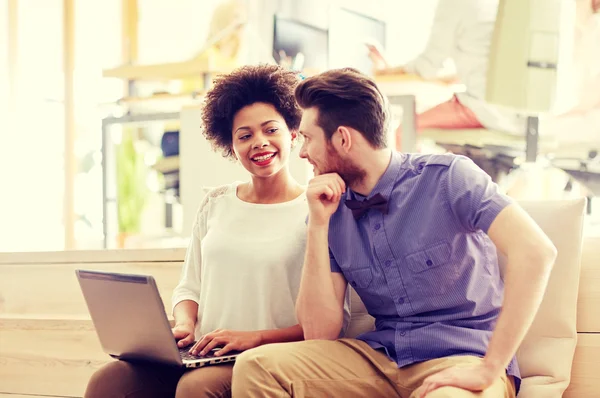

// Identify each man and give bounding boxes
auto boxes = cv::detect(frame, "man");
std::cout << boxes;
[231,68,557,397]
[368,0,526,150]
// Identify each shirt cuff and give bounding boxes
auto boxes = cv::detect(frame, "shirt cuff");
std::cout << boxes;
[171,294,200,314]
[478,195,514,233]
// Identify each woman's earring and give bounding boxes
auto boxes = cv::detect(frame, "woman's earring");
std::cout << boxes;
[291,132,298,148]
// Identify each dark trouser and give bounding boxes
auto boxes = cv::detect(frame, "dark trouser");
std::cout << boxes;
[84,360,233,398]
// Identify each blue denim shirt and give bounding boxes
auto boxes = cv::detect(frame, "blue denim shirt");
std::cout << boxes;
[328,152,520,392]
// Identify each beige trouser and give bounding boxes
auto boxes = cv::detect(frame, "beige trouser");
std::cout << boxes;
[84,360,233,398]
[231,339,516,398]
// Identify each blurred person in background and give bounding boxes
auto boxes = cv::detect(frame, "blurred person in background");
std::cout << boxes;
[368,0,526,151]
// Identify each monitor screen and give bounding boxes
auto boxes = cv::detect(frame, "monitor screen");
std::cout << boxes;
[273,16,329,73]
[328,8,386,75]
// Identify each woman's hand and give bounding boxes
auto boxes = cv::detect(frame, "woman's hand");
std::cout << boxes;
[172,322,195,348]
[189,329,262,357]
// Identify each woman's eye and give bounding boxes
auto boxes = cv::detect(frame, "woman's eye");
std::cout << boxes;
[240,135,250,140]
[267,128,279,134]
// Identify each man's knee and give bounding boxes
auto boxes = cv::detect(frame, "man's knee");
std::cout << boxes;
[234,344,286,376]
[233,343,301,386]
[232,343,306,397]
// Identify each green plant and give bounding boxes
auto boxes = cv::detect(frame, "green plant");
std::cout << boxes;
[116,127,148,234]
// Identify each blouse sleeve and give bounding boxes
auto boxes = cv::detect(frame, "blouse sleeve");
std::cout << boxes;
[170,191,212,312]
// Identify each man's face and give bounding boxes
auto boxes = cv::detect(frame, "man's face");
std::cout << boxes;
[298,107,333,176]
[298,107,365,186]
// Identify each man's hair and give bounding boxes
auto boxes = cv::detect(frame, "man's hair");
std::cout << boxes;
[294,68,389,149]
[202,64,302,158]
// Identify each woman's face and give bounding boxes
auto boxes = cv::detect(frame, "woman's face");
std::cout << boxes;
[231,102,296,178]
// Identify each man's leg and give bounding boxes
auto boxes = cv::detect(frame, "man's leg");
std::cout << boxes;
[176,363,234,398]
[84,360,184,398]
[231,339,409,398]
[405,356,516,398]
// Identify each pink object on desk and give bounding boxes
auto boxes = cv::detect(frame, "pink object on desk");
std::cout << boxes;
[395,95,483,151]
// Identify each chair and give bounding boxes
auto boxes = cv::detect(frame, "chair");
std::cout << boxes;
[345,198,587,397]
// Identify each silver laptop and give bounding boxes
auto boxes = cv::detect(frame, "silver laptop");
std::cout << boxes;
[76,269,239,368]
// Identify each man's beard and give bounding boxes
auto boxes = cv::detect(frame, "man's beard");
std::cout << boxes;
[320,144,366,188]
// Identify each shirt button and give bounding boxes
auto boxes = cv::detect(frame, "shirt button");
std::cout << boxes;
[400,331,406,336]
[385,260,391,267]
[374,223,381,231]
[351,281,357,287]
[398,297,405,304]
[426,259,433,266]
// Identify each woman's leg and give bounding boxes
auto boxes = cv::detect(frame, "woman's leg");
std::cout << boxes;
[84,360,185,398]
[396,95,484,151]
[176,364,234,398]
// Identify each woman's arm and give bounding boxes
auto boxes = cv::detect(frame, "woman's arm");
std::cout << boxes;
[190,324,304,357]
[171,194,212,346]
[172,300,199,347]
[258,324,304,345]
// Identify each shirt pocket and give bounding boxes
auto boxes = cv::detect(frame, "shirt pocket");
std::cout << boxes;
[405,242,458,295]
[347,268,384,309]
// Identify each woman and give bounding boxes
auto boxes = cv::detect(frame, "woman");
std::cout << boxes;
[368,0,526,150]
[84,64,308,398]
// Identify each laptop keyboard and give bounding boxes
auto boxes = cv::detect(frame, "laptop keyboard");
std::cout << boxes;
[178,345,220,361]
[180,347,206,361]
[179,345,242,362]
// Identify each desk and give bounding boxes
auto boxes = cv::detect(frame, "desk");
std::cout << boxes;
[375,73,463,112]
[375,73,541,162]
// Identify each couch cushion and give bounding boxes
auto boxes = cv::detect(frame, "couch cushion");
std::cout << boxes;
[345,287,374,339]
[344,198,586,397]
[513,199,586,397]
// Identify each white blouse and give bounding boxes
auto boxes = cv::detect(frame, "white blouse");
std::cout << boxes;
[171,182,308,337]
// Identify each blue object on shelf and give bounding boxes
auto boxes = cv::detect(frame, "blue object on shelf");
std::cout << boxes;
[161,130,179,157]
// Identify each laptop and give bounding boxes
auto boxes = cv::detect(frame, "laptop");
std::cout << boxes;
[76,269,239,368]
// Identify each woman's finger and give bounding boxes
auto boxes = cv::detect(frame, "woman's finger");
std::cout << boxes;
[190,333,211,355]
[214,342,236,357]
[178,334,194,348]
[200,337,226,356]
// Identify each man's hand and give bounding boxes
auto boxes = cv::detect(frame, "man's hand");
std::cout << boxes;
[418,363,498,397]
[189,329,262,357]
[172,322,195,348]
[306,173,346,227]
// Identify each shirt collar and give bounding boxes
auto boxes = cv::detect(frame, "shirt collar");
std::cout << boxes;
[345,151,405,202]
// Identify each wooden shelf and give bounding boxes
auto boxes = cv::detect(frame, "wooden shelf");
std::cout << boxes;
[103,54,232,81]
[118,91,204,104]
[153,155,179,174]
